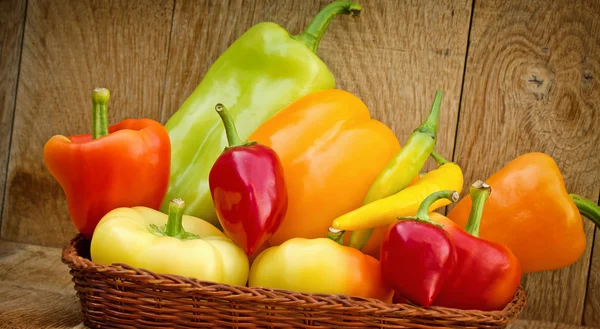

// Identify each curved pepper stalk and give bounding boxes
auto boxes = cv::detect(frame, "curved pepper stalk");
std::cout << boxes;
[292,1,362,53]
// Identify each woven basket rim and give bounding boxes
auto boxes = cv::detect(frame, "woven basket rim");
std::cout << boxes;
[62,233,527,325]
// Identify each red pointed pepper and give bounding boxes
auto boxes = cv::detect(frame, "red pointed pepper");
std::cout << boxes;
[432,181,522,311]
[380,190,459,307]
[209,104,288,256]
[44,88,171,239]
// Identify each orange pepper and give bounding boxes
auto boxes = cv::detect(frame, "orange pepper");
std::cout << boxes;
[249,89,400,246]
[447,152,599,273]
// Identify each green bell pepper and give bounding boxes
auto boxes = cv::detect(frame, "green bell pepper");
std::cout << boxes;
[161,1,362,227]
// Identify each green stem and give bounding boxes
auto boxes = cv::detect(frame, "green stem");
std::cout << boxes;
[148,199,200,240]
[292,1,362,53]
[215,103,242,147]
[326,227,346,245]
[570,194,600,228]
[398,190,459,226]
[91,88,110,139]
[414,90,443,137]
[464,180,491,237]
[165,198,185,237]
[431,150,450,167]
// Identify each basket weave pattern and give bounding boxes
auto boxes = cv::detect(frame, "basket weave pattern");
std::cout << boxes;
[62,234,526,329]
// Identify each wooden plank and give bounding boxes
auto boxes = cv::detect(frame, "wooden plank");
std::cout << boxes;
[0,240,72,293]
[509,319,599,329]
[453,0,600,325]
[162,0,473,164]
[307,0,473,164]
[0,284,82,329]
[160,0,257,123]
[584,210,600,326]
[0,240,81,329]
[0,0,26,231]
[0,0,175,247]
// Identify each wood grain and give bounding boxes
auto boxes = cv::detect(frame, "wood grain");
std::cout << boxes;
[0,284,82,329]
[0,0,26,231]
[453,0,600,325]
[0,240,81,329]
[509,320,600,329]
[311,0,472,165]
[162,0,472,166]
[0,0,175,247]
[160,0,257,123]
[0,240,73,293]
[584,203,600,326]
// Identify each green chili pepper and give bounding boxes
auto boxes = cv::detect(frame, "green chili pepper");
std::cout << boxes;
[161,1,362,227]
[349,90,443,250]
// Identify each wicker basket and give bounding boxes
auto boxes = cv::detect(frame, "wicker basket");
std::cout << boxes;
[62,234,526,329]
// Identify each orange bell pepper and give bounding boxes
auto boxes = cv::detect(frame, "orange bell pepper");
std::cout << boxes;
[447,152,600,273]
[248,89,400,246]
[44,88,171,239]
[248,228,394,302]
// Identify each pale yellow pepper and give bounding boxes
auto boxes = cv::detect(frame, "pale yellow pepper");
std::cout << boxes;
[91,199,249,286]
[248,228,394,303]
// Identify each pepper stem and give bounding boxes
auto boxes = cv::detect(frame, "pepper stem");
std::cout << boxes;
[398,190,459,227]
[148,198,200,240]
[431,150,450,167]
[165,198,186,237]
[326,227,346,245]
[91,88,110,140]
[215,103,242,147]
[464,180,492,237]
[570,194,600,228]
[414,90,443,137]
[292,1,362,53]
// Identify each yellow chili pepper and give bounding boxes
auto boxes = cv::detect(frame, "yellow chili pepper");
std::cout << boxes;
[90,199,249,286]
[332,151,463,232]
[349,91,443,250]
[248,228,394,303]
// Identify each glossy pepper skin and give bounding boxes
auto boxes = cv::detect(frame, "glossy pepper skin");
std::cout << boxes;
[248,228,394,302]
[380,190,459,307]
[248,89,401,246]
[432,181,522,311]
[447,152,599,273]
[44,88,170,239]
[90,199,249,286]
[209,104,288,256]
[332,152,463,245]
[162,1,362,228]
[351,91,443,251]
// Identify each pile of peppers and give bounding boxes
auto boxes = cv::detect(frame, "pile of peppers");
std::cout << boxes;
[43,0,600,313]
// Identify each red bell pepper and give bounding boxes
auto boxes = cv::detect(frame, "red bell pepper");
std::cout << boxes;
[209,104,288,256]
[432,181,522,311]
[43,88,171,239]
[381,181,522,311]
[380,190,459,307]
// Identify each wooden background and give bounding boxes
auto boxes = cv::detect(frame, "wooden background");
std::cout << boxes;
[0,0,599,328]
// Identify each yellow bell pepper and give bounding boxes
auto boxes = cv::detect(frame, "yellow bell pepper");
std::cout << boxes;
[248,228,394,302]
[90,199,249,286]
[332,151,463,232]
